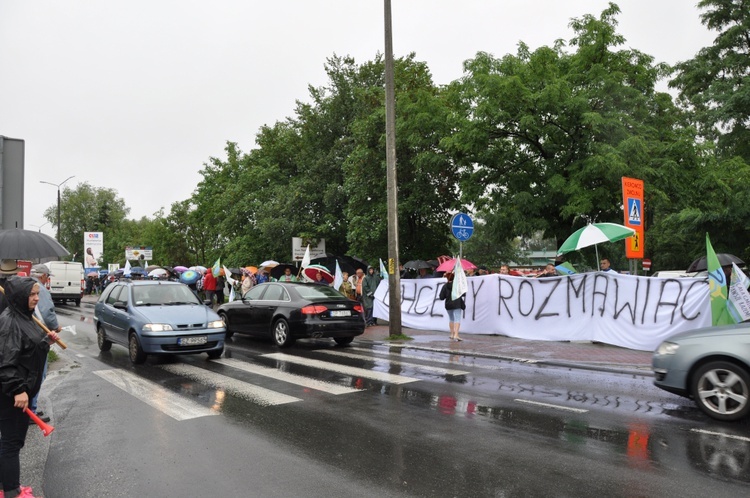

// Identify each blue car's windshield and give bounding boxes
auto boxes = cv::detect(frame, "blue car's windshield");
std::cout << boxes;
[132,284,200,306]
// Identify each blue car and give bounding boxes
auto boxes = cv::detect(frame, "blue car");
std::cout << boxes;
[94,280,226,364]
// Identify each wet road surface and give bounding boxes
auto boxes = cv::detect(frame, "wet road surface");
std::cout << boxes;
[28,303,750,497]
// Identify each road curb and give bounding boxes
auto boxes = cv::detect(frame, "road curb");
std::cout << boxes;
[359,339,654,378]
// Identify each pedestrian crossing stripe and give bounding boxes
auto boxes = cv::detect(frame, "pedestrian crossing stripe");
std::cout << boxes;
[159,363,302,406]
[211,357,363,395]
[93,369,219,421]
[262,353,420,384]
[316,349,470,376]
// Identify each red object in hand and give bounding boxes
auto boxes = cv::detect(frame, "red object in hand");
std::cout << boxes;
[25,408,54,436]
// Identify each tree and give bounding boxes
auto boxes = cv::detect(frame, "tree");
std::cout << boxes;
[670,0,750,162]
[43,182,129,265]
[443,3,701,269]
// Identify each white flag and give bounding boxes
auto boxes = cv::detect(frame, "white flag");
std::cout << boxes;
[223,265,236,287]
[301,245,311,269]
[451,257,467,300]
[727,263,750,323]
[333,260,343,291]
[124,260,132,277]
[379,258,388,281]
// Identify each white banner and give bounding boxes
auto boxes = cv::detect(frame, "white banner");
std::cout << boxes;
[374,273,712,351]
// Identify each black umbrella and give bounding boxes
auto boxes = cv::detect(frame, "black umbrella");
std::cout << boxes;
[310,256,355,275]
[686,253,745,273]
[404,260,432,270]
[0,229,69,259]
[340,255,368,272]
[270,263,298,280]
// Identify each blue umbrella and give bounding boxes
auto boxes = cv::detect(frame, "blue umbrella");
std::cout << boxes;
[180,270,200,285]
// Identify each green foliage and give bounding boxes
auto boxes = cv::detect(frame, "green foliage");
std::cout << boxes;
[40,3,750,273]
[44,182,130,265]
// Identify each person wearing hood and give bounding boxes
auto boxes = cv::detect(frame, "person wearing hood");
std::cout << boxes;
[362,266,381,327]
[0,277,60,498]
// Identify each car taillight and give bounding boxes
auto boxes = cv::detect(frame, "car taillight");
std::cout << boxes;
[353,304,363,313]
[301,305,328,315]
[80,279,85,291]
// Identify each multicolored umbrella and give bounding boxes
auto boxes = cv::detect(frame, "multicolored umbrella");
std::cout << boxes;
[179,270,200,285]
[557,222,636,265]
[303,264,334,283]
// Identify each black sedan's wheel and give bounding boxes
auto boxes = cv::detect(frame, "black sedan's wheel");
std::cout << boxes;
[128,333,147,364]
[219,312,233,339]
[691,361,750,421]
[97,326,112,351]
[272,318,295,348]
[334,337,354,347]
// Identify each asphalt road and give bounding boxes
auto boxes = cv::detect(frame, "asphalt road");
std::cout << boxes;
[24,303,750,497]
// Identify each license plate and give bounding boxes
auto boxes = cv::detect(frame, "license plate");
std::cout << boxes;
[330,310,350,317]
[178,336,207,346]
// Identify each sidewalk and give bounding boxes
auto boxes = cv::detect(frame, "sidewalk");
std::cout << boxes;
[358,322,654,377]
[80,294,654,375]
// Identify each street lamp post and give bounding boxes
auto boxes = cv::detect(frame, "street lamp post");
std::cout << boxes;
[40,176,75,241]
[29,221,50,233]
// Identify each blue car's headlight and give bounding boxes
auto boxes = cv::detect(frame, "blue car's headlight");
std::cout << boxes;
[143,324,174,332]
[656,341,679,355]
[207,320,224,329]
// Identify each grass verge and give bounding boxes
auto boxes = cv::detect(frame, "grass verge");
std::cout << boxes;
[384,334,413,341]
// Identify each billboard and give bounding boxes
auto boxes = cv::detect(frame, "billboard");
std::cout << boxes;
[84,231,103,269]
[125,246,153,261]
[292,237,326,262]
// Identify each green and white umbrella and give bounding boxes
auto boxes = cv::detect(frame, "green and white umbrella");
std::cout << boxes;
[557,223,636,264]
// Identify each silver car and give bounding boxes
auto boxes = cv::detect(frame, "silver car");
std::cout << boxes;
[652,323,750,421]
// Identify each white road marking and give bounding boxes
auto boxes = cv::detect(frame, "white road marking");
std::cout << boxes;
[349,346,506,370]
[513,399,589,413]
[386,343,538,364]
[691,428,750,442]
[317,349,470,376]
[212,358,362,395]
[159,364,301,406]
[93,369,218,421]
[263,353,420,384]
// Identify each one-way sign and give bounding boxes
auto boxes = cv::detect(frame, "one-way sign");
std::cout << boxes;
[451,213,474,241]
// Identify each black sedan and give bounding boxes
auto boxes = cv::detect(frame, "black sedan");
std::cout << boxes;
[217,282,365,347]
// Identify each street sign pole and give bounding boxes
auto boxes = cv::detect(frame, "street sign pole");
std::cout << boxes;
[451,213,474,262]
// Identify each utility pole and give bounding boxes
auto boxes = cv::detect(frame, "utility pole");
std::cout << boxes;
[40,175,75,241]
[384,0,402,334]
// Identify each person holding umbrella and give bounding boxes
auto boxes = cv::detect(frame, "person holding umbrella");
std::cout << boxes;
[277,267,297,283]
[362,266,381,326]
[0,277,60,498]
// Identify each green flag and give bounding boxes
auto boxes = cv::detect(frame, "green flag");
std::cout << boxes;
[706,233,734,326]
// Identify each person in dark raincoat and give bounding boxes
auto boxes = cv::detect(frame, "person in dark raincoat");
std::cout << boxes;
[0,277,60,498]
[362,266,381,326]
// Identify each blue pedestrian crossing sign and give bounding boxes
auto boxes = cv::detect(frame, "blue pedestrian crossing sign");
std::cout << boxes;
[627,198,642,226]
[451,213,474,241]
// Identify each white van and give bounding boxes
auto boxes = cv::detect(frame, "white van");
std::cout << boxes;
[45,261,84,306]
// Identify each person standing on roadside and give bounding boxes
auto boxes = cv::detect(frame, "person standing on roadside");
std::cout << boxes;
[362,266,380,326]
[215,271,226,306]
[599,258,617,273]
[202,270,217,306]
[439,272,466,342]
[0,277,60,498]
[28,265,61,424]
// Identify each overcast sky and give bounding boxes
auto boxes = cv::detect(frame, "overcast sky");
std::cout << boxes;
[0,1,715,238]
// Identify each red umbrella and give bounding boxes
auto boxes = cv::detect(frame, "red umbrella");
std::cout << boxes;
[303,264,334,283]
[435,258,476,273]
